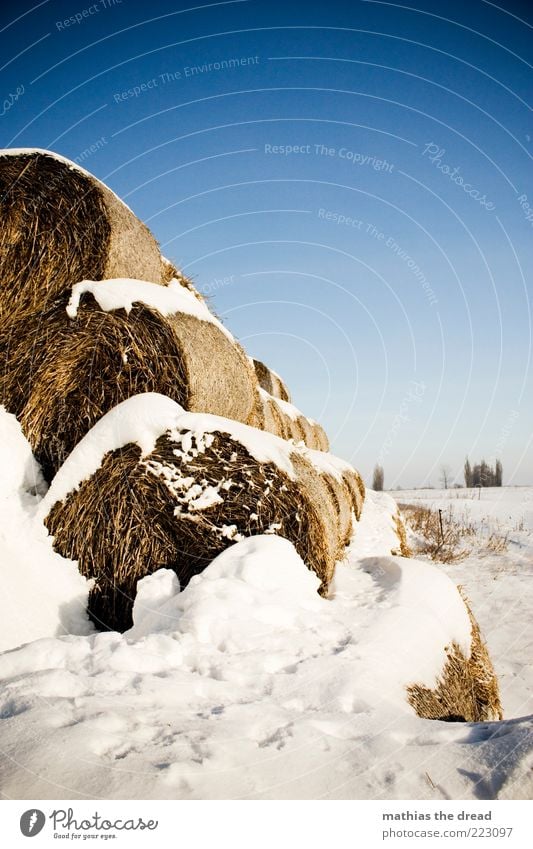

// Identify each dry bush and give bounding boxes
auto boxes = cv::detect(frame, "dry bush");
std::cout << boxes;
[399,503,472,563]
[392,511,412,557]
[484,533,509,554]
[400,503,510,561]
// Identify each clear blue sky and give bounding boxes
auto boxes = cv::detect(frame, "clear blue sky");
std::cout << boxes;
[1,0,532,487]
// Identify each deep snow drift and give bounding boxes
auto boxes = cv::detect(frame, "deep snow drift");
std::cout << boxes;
[1,410,532,800]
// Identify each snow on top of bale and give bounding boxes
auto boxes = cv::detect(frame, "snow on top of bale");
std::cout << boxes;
[67,279,233,340]
[302,446,354,481]
[38,393,297,517]
[273,395,316,424]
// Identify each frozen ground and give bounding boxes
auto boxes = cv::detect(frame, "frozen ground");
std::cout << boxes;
[0,409,532,800]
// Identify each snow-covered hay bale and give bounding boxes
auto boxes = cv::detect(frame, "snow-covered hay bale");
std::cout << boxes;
[252,358,291,403]
[304,449,365,544]
[254,389,285,437]
[0,280,258,480]
[274,399,330,452]
[341,468,365,521]
[312,422,330,453]
[319,471,354,546]
[255,390,330,451]
[407,591,502,722]
[0,149,162,324]
[40,394,340,632]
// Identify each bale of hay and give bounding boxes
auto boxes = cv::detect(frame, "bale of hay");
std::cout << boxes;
[40,393,341,632]
[407,590,502,722]
[252,358,291,403]
[311,422,330,453]
[317,470,354,547]
[0,279,258,480]
[254,389,330,451]
[341,468,366,522]
[304,448,366,543]
[273,399,330,452]
[0,149,163,325]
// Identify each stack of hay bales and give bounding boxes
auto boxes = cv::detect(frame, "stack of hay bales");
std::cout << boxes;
[0,147,358,630]
[252,358,329,450]
[0,149,504,725]
[39,394,341,632]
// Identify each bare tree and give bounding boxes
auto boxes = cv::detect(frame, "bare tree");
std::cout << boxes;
[372,464,384,491]
[440,464,452,489]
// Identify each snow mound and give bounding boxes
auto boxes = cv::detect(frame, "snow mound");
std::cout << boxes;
[129,535,322,640]
[38,393,297,516]
[0,525,522,799]
[349,488,404,557]
[0,405,46,496]
[0,408,91,652]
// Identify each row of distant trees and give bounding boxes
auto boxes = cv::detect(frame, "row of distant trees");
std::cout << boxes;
[464,458,503,488]
[371,459,503,491]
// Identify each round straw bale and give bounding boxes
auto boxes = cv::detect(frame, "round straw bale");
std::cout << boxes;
[254,390,332,453]
[42,397,340,632]
[0,280,258,481]
[252,358,291,403]
[253,389,285,437]
[0,150,162,325]
[318,471,354,547]
[303,448,365,544]
[341,468,365,521]
[312,422,330,453]
[407,590,502,722]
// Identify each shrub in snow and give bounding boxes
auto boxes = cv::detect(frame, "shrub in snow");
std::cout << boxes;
[0,279,258,480]
[0,149,163,325]
[41,395,342,632]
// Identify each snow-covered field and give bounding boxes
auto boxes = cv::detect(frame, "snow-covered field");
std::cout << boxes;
[1,409,532,800]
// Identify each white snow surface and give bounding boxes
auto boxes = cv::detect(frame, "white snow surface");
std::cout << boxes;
[0,408,92,652]
[2,413,532,800]
[38,393,297,517]
[66,278,234,341]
